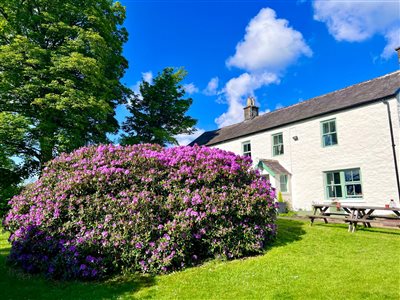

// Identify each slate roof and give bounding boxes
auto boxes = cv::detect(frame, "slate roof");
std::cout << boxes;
[259,159,291,175]
[191,71,400,146]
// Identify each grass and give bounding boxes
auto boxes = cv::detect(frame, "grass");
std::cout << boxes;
[1,219,399,300]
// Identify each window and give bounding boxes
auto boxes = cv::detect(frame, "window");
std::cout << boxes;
[280,174,288,192]
[321,119,338,147]
[242,141,251,157]
[325,168,362,199]
[262,174,270,181]
[344,169,362,198]
[272,133,284,156]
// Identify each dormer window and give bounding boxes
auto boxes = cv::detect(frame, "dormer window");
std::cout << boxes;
[242,141,251,157]
[272,133,284,156]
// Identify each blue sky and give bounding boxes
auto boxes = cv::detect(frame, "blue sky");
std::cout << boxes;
[115,0,400,145]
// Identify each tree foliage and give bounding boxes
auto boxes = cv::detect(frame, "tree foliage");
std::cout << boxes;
[0,0,130,176]
[121,67,197,146]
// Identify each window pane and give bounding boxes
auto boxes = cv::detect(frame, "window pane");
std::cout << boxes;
[273,135,278,144]
[346,185,355,196]
[352,170,360,181]
[280,175,288,192]
[322,122,329,134]
[329,121,336,132]
[243,144,247,152]
[323,135,331,146]
[279,134,283,143]
[326,173,333,184]
[334,172,341,184]
[345,170,352,182]
[328,187,334,198]
[335,186,342,197]
[354,184,362,195]
[331,133,338,145]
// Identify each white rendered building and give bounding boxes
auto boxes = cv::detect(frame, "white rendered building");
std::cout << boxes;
[191,70,400,210]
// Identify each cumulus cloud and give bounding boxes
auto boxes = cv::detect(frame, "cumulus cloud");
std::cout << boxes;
[183,83,199,95]
[226,7,312,72]
[313,0,400,58]
[382,27,400,59]
[203,77,220,96]
[174,128,206,146]
[142,71,153,84]
[216,7,311,128]
[215,72,279,128]
[131,71,153,94]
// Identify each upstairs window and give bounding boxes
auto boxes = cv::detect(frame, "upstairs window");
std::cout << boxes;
[321,119,338,147]
[242,141,251,157]
[325,168,362,199]
[272,133,284,156]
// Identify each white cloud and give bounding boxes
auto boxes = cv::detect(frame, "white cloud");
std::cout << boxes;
[259,108,271,115]
[203,77,220,96]
[183,83,199,95]
[275,103,284,110]
[313,0,400,58]
[215,72,279,128]
[131,71,153,95]
[382,28,400,59]
[226,7,312,72]
[174,128,205,146]
[216,7,311,128]
[142,71,153,84]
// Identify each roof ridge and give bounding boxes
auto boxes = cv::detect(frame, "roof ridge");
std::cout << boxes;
[264,70,400,117]
[192,70,399,146]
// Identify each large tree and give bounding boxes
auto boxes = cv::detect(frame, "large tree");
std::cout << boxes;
[121,67,197,146]
[0,0,130,176]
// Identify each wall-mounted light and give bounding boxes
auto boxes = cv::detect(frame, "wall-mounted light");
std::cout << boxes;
[292,136,298,141]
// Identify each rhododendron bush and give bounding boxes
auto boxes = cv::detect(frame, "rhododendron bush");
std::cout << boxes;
[4,144,276,280]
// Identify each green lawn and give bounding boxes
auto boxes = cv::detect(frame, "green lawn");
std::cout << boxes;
[1,219,399,300]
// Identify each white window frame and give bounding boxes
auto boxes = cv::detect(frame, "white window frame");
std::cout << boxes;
[272,133,284,156]
[242,141,251,157]
[321,119,338,147]
[280,174,288,193]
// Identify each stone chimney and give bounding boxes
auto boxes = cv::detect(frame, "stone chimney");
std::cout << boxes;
[244,96,259,121]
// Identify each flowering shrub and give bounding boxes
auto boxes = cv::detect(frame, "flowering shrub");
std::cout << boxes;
[4,144,276,279]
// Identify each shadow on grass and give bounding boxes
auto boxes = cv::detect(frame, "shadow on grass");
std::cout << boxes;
[272,218,306,248]
[310,221,400,236]
[0,246,156,300]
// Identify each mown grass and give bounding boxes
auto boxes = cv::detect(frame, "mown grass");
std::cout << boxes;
[1,219,399,300]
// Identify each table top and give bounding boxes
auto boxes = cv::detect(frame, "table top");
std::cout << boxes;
[312,204,400,211]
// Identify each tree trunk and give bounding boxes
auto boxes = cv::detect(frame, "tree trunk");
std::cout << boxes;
[39,137,55,173]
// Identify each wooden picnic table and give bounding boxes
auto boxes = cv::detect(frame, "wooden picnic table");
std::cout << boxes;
[344,205,400,232]
[308,204,400,232]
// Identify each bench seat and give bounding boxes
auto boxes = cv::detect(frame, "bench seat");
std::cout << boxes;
[344,218,382,223]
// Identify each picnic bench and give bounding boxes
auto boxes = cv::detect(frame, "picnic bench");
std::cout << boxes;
[308,204,400,232]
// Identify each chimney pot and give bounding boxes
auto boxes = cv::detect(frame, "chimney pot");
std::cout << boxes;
[244,96,259,121]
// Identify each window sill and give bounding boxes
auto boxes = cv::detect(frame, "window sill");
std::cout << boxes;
[324,199,364,203]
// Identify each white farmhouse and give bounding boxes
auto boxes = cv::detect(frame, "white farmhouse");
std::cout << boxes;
[191,70,400,210]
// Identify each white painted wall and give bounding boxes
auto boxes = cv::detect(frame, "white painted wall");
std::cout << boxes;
[212,97,400,210]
